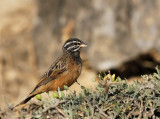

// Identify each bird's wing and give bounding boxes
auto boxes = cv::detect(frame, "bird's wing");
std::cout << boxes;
[38,66,66,87]
[31,56,67,93]
[14,57,67,108]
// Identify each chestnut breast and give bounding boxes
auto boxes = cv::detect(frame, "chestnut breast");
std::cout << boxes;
[46,54,82,91]
[67,55,82,82]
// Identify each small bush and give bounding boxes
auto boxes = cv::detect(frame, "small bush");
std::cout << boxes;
[1,67,160,119]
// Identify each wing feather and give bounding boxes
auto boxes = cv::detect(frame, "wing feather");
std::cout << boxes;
[31,55,67,94]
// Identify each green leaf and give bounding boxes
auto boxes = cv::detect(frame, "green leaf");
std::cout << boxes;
[61,91,65,99]
[112,74,116,81]
[155,66,160,74]
[52,91,59,98]
[116,76,122,82]
[64,85,69,90]
[36,94,42,100]
[154,73,160,79]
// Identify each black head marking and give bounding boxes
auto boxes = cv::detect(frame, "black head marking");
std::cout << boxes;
[62,38,87,53]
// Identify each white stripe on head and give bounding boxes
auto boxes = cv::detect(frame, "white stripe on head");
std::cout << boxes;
[73,47,80,52]
[67,45,76,50]
[72,41,77,43]
[64,40,79,48]
[64,41,72,48]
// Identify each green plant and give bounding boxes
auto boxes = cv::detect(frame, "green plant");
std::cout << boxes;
[1,67,160,119]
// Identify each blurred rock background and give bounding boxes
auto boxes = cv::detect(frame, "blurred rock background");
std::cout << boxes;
[0,0,160,107]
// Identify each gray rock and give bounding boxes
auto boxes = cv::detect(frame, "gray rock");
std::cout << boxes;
[34,0,160,70]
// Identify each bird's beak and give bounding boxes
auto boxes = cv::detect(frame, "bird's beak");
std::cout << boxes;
[79,43,87,47]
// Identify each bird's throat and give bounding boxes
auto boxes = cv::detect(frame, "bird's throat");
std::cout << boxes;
[71,51,82,64]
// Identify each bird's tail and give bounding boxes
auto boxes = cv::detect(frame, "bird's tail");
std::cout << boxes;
[13,94,36,109]
[13,86,43,109]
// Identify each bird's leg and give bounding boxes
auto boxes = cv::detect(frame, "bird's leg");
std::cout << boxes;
[76,80,85,89]
[76,80,81,85]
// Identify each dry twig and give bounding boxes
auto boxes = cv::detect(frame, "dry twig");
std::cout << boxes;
[95,105,109,118]
[85,98,94,118]
[43,100,66,113]
[56,107,69,119]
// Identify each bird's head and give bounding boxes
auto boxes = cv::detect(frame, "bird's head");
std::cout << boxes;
[62,38,87,53]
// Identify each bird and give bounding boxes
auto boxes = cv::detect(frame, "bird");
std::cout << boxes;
[14,38,87,108]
